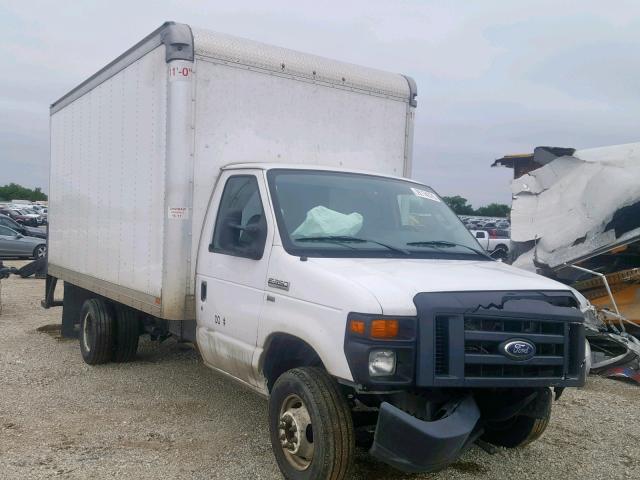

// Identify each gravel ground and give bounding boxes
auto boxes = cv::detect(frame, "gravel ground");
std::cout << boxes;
[1,261,639,479]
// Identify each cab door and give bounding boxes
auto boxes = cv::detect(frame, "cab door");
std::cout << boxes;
[195,170,273,386]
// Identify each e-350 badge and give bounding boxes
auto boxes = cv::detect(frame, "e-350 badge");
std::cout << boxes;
[268,278,290,291]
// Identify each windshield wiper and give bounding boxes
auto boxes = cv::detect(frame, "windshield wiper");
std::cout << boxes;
[296,235,410,255]
[406,240,492,259]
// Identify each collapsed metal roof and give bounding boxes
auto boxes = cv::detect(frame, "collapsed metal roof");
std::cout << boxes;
[507,142,640,270]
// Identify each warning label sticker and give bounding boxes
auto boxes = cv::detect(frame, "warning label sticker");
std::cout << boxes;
[168,207,189,219]
[410,188,441,202]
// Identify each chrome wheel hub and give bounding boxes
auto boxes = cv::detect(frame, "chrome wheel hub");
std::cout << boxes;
[278,394,314,470]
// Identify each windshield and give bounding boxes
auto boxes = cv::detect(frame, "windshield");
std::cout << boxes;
[267,169,488,259]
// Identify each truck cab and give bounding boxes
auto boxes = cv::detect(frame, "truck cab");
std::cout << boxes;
[194,163,586,476]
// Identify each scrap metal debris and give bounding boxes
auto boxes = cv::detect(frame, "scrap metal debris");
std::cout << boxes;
[505,143,640,272]
[493,142,640,384]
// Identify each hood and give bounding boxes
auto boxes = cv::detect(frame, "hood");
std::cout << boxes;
[308,257,572,315]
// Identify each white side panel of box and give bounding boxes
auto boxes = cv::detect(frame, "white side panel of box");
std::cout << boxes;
[190,58,410,260]
[49,46,167,299]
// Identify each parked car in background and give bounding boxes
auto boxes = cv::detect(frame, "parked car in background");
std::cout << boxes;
[28,205,48,222]
[471,229,510,259]
[15,207,45,225]
[0,225,47,259]
[496,220,510,229]
[0,208,38,227]
[495,228,510,238]
[486,228,511,239]
[0,214,47,239]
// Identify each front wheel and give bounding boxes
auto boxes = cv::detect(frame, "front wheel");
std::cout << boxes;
[269,367,354,480]
[482,388,552,448]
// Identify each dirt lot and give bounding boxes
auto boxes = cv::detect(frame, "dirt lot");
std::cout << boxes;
[1,261,639,479]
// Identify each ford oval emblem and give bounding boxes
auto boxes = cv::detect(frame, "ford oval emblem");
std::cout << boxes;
[501,340,536,361]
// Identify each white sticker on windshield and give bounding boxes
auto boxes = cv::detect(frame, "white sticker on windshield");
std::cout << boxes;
[411,188,441,202]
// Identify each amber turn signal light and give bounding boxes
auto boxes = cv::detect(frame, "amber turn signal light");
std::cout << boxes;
[370,319,399,339]
[349,319,366,335]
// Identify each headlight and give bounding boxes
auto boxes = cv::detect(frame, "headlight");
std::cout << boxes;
[345,312,416,386]
[368,349,396,376]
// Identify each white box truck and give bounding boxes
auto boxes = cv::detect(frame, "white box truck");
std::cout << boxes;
[45,22,587,479]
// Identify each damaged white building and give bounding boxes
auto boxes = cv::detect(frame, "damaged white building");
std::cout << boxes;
[492,142,640,326]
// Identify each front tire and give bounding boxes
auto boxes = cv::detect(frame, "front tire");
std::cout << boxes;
[269,367,354,480]
[482,388,552,448]
[79,298,114,365]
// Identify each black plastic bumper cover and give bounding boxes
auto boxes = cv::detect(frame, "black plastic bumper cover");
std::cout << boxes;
[370,396,480,473]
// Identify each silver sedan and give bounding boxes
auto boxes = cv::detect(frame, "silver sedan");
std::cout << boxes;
[0,225,47,259]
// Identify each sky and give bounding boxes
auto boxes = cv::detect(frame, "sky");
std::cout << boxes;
[1,1,639,207]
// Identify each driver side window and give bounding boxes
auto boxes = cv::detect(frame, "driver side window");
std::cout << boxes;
[210,175,267,259]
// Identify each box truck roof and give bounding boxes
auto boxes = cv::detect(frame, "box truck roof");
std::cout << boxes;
[51,21,417,114]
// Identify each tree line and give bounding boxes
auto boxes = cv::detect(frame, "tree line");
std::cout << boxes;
[0,183,48,202]
[442,195,510,218]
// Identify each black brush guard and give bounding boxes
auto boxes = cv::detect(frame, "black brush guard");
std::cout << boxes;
[414,290,586,388]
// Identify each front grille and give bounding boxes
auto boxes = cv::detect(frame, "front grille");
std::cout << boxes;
[432,314,583,384]
[462,315,567,379]
[464,364,563,378]
[434,317,449,375]
[463,317,564,335]
[415,290,586,388]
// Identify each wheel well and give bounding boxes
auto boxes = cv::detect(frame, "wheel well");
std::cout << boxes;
[262,334,324,392]
[494,243,509,251]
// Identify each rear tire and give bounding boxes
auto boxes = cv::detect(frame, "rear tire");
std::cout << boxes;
[482,389,552,448]
[269,367,355,480]
[33,244,47,259]
[492,245,508,260]
[112,304,140,362]
[79,298,114,365]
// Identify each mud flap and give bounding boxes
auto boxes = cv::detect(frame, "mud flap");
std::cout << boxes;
[369,396,480,473]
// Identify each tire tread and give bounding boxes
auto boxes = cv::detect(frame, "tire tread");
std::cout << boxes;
[270,367,354,480]
[112,304,139,362]
[80,298,114,365]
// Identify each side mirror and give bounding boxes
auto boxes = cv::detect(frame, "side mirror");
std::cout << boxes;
[15,233,23,239]
[213,209,267,259]
[228,222,261,234]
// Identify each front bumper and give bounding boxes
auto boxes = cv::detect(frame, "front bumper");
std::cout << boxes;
[370,396,480,473]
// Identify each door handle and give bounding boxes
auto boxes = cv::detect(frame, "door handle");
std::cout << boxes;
[200,281,207,301]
